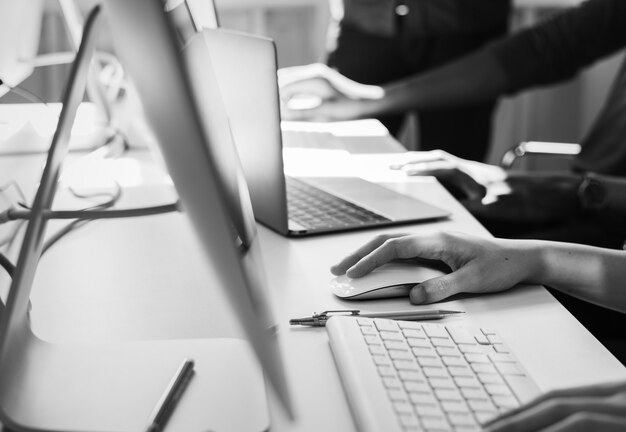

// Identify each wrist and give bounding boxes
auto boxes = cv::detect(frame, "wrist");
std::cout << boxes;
[501,239,546,285]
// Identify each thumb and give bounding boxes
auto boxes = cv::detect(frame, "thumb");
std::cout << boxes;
[409,270,471,304]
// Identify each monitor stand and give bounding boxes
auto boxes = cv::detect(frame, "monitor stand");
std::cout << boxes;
[0,318,270,432]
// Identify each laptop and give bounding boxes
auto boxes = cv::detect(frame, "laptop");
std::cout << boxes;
[201,29,449,236]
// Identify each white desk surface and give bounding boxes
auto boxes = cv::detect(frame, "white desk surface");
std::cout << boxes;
[0,118,625,431]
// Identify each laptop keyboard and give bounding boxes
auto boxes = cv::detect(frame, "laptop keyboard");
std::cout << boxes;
[327,316,540,432]
[286,177,389,230]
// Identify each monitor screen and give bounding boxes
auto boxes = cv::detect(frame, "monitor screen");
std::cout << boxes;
[105,0,293,416]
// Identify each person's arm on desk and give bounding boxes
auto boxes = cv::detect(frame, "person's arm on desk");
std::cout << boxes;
[332,232,626,430]
[330,232,626,312]
[278,48,506,121]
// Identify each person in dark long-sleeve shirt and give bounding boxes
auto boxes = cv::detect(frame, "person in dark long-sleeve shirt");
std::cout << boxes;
[292,0,512,161]
[280,0,626,375]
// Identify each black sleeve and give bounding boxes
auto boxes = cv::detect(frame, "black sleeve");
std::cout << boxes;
[487,0,626,95]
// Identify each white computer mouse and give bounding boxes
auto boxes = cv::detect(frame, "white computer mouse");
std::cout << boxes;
[330,261,449,300]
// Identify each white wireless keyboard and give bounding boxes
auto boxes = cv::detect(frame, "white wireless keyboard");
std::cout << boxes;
[327,316,540,432]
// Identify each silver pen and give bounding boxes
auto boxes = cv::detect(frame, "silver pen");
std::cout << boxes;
[289,309,464,327]
[145,359,195,432]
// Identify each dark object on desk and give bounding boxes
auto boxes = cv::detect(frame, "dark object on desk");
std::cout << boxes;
[145,359,195,432]
[290,309,464,327]
[330,261,448,300]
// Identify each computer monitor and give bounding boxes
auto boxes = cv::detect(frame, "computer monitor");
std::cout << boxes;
[106,0,293,417]
[0,0,44,98]
[0,2,291,431]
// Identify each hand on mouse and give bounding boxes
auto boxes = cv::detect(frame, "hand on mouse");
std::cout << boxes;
[278,63,384,121]
[330,232,539,304]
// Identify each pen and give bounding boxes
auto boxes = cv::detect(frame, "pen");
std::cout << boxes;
[145,359,195,432]
[289,309,464,327]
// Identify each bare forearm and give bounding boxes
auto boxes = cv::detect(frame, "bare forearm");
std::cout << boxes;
[369,49,509,117]
[522,240,626,313]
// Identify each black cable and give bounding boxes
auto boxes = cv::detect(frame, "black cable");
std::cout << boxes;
[0,252,15,277]
[40,184,123,254]
[2,201,180,222]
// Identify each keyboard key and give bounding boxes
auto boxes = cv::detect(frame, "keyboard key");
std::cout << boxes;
[436,347,461,357]
[440,400,470,414]
[474,335,490,345]
[503,374,540,403]
[477,373,504,385]
[409,339,434,349]
[467,399,497,413]
[378,365,396,377]
[398,321,423,330]
[474,410,498,425]
[458,345,484,354]
[364,335,382,345]
[455,426,481,432]
[390,350,414,361]
[493,344,510,354]
[381,331,405,341]
[394,401,415,414]
[460,388,489,401]
[442,356,467,367]
[495,362,525,376]
[409,391,438,405]
[369,345,387,355]
[399,370,424,382]
[376,319,400,332]
[448,366,474,377]
[405,381,432,394]
[418,357,444,368]
[471,363,497,374]
[423,324,449,339]
[454,376,481,389]
[388,389,409,402]
[465,354,489,364]
[431,339,456,348]
[383,377,403,389]
[448,413,477,427]
[434,388,463,401]
[492,395,519,409]
[361,326,378,335]
[403,329,427,339]
[489,353,515,363]
[415,405,445,418]
[399,414,420,428]
[395,360,420,371]
[373,355,391,366]
[412,347,438,357]
[484,383,513,397]
[487,335,503,344]
[385,340,410,351]
[357,318,374,326]
[446,327,476,345]
[423,367,449,378]
[429,377,456,389]
[421,416,451,431]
